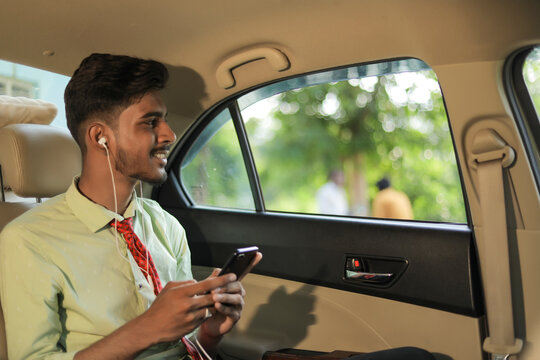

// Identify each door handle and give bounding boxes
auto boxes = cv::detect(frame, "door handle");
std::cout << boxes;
[344,255,406,287]
[345,270,394,284]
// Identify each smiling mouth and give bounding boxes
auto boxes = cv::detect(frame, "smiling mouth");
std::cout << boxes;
[152,148,170,160]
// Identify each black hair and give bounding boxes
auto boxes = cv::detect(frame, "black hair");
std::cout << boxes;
[376,177,391,191]
[64,53,168,152]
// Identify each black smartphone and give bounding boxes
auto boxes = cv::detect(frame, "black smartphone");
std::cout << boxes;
[218,246,259,279]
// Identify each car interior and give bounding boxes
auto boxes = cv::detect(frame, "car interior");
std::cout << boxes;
[0,1,539,360]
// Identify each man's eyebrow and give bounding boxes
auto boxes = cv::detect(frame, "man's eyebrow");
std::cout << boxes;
[141,111,168,119]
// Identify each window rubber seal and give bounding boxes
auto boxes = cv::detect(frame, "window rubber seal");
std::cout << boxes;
[503,46,540,192]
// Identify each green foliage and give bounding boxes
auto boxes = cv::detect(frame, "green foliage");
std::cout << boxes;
[181,67,469,223]
[180,116,254,210]
[244,70,467,223]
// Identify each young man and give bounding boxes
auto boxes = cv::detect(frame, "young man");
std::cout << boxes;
[0,53,260,359]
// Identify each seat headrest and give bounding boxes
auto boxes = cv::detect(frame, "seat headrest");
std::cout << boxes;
[0,124,82,198]
[0,96,57,128]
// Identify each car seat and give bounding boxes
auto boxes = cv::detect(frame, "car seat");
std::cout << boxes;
[0,97,81,360]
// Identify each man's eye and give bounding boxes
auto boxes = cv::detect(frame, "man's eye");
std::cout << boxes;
[146,119,157,126]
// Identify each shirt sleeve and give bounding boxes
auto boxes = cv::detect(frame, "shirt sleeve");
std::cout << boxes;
[0,224,75,360]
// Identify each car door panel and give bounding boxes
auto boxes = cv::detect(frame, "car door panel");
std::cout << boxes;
[153,55,487,360]
[190,268,484,360]
[155,170,485,359]
[160,203,482,316]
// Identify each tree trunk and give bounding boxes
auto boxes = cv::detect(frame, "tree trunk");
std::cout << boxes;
[345,153,369,216]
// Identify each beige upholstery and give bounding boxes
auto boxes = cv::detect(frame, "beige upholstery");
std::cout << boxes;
[0,96,56,128]
[0,124,82,198]
[0,123,82,360]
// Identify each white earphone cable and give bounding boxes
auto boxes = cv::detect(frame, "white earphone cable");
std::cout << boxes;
[105,141,210,358]
[103,143,130,264]
[195,337,212,360]
[138,181,150,281]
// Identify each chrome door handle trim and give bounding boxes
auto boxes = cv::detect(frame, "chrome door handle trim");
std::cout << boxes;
[345,270,394,283]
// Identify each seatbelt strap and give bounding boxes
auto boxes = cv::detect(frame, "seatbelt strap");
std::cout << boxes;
[470,129,522,360]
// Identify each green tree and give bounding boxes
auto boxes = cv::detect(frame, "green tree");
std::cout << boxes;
[244,70,466,222]
[181,112,254,210]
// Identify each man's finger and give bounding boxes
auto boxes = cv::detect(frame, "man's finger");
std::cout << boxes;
[179,273,236,296]
[206,268,221,279]
[212,292,245,306]
[214,302,242,321]
[213,281,244,295]
[162,279,197,290]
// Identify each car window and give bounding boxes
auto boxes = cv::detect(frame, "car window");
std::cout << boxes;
[523,47,540,116]
[239,59,466,223]
[178,59,467,223]
[0,59,70,129]
[180,108,255,210]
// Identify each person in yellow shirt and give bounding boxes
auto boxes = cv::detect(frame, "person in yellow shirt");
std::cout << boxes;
[372,177,413,220]
[0,53,261,360]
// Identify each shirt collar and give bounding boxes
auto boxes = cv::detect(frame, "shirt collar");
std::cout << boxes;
[66,177,140,233]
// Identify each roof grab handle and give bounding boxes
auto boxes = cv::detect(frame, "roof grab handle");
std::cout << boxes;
[216,47,290,89]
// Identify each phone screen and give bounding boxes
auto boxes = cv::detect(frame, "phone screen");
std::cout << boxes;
[218,246,259,279]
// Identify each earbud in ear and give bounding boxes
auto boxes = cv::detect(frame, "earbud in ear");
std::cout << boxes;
[98,137,107,147]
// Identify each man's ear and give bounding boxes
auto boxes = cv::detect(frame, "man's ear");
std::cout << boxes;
[87,123,110,150]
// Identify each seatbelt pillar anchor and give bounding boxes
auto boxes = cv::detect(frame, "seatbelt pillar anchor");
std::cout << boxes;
[469,129,515,169]
[484,337,523,359]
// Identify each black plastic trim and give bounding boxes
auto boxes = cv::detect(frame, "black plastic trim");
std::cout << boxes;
[229,102,265,212]
[163,206,483,317]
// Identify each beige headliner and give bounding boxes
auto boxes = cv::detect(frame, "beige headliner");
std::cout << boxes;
[1,0,540,116]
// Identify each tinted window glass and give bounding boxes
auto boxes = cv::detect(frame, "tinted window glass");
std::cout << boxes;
[523,47,540,116]
[180,109,255,210]
[239,59,466,222]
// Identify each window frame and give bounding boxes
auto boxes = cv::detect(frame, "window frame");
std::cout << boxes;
[504,46,540,192]
[165,57,472,226]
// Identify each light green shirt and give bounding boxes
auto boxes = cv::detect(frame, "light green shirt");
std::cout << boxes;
[0,180,193,359]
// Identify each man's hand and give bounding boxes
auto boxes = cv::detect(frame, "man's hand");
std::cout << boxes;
[138,274,238,345]
[75,253,261,360]
[198,252,263,352]
[74,274,238,360]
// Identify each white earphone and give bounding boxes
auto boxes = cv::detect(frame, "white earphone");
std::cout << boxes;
[99,135,128,264]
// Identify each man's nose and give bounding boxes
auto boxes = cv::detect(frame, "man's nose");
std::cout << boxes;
[158,121,176,144]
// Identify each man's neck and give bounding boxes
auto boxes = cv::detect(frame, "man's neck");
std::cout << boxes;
[77,169,135,215]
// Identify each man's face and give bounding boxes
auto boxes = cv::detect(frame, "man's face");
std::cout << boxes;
[113,91,176,185]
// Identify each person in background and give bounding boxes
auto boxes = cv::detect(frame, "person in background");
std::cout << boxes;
[372,177,413,220]
[316,170,348,215]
